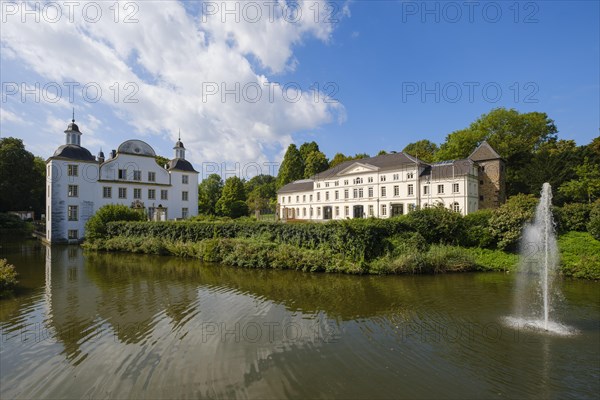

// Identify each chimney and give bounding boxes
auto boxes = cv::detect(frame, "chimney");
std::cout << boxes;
[111,150,117,159]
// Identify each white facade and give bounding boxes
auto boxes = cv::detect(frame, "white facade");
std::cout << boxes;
[46,118,199,243]
[277,151,488,221]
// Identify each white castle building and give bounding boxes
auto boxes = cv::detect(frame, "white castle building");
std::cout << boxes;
[46,115,199,243]
[277,142,505,220]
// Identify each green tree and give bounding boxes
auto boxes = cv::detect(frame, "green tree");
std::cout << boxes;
[277,144,303,188]
[299,141,319,164]
[0,137,45,215]
[402,139,439,162]
[198,174,224,215]
[329,152,352,168]
[377,150,388,156]
[245,175,276,216]
[435,108,558,195]
[304,151,329,178]
[559,157,600,203]
[216,176,248,218]
[85,204,144,240]
[155,155,170,167]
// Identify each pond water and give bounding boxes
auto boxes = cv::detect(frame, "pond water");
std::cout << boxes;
[1,239,599,399]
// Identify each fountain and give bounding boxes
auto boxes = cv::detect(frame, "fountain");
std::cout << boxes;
[506,183,576,335]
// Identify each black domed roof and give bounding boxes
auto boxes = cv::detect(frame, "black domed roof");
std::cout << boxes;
[64,120,80,133]
[118,140,156,157]
[174,140,185,149]
[168,158,197,172]
[52,145,96,161]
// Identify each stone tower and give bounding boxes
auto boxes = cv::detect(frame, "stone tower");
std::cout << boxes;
[469,141,506,209]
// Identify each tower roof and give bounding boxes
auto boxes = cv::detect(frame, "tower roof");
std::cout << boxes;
[468,141,503,161]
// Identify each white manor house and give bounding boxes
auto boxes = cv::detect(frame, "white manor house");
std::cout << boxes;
[277,142,506,221]
[46,115,199,243]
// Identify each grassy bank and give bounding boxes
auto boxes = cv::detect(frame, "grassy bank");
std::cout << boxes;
[83,231,600,279]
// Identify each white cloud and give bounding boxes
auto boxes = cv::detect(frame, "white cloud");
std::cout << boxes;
[0,0,348,168]
[0,108,24,124]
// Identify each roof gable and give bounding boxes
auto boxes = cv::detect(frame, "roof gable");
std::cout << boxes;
[469,141,502,161]
[337,162,379,176]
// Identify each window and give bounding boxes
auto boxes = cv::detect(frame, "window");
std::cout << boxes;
[407,172,414,179]
[118,169,127,180]
[368,187,373,197]
[68,205,78,221]
[368,177,373,183]
[423,185,429,195]
[353,177,363,185]
[296,195,300,202]
[358,188,364,198]
[408,184,414,196]
[381,187,387,197]
[317,207,321,216]
[438,184,444,194]
[344,189,349,199]
[303,208,307,216]
[423,203,429,209]
[182,175,189,184]
[317,183,321,188]
[134,188,142,199]
[68,185,78,197]
[68,230,78,240]
[325,182,330,188]
[335,190,339,200]
[368,205,374,216]
[393,173,399,180]
[182,208,189,218]
[381,204,387,216]
[182,191,188,201]
[408,203,416,212]
[148,171,156,182]
[394,185,400,196]
[325,191,330,201]
[335,181,339,186]
[118,188,127,199]
[148,189,156,200]
[479,195,484,201]
[344,180,349,185]
[133,170,142,181]
[480,180,484,185]
[161,190,168,200]
[282,197,285,204]
[317,192,321,201]
[345,206,349,216]
[381,175,386,182]
[310,195,313,202]
[103,187,112,198]
[288,196,291,203]
[453,183,459,193]
[452,202,460,212]
[335,206,339,216]
[310,207,313,216]
[353,188,358,198]
[67,165,78,176]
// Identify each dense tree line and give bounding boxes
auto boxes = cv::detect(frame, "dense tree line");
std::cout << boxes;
[3,107,598,220]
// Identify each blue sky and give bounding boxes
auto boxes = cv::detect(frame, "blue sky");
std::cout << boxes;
[1,1,598,178]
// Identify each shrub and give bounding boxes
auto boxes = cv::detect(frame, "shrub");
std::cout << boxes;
[488,194,538,251]
[403,205,463,244]
[554,203,592,233]
[0,258,18,296]
[85,204,145,240]
[588,202,600,241]
[385,231,428,257]
[558,231,600,279]
[461,209,495,248]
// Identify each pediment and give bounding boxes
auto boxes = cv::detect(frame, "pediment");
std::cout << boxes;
[337,162,379,176]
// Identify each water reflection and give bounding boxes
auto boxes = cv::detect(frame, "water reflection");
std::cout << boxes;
[0,241,598,399]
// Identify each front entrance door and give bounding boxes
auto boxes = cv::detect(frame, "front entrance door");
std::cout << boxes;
[323,206,332,220]
[391,204,404,217]
[353,205,364,219]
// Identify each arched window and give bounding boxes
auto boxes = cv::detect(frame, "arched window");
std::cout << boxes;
[423,203,429,209]
[452,202,460,212]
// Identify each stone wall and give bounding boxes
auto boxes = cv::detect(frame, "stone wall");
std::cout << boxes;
[477,159,506,209]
